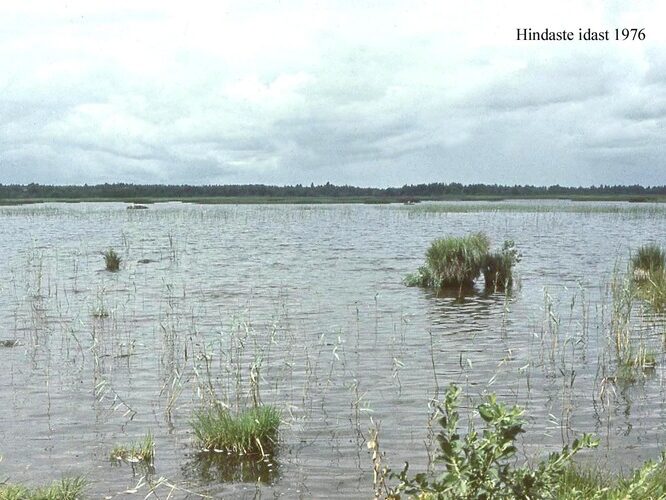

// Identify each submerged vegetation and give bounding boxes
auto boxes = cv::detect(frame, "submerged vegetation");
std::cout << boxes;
[0,477,86,500]
[191,405,281,457]
[405,233,520,292]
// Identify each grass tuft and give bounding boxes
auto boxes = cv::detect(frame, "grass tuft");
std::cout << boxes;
[483,240,521,291]
[0,477,86,500]
[191,405,280,456]
[103,248,121,272]
[424,232,490,289]
[557,455,666,499]
[110,432,154,464]
[405,233,519,292]
[631,244,666,312]
[632,244,666,277]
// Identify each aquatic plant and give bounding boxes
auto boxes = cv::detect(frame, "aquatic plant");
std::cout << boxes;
[557,454,666,499]
[406,233,520,292]
[191,405,280,456]
[426,232,490,288]
[110,432,154,464]
[386,384,598,499]
[627,244,666,312]
[636,269,666,312]
[0,477,86,499]
[405,233,490,290]
[103,248,121,272]
[632,244,666,278]
[483,240,521,291]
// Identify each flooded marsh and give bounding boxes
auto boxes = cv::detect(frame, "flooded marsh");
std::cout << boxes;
[1,201,665,498]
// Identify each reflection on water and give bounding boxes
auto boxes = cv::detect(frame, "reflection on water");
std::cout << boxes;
[182,451,280,485]
[0,201,665,498]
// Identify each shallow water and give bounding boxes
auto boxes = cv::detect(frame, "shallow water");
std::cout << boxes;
[0,201,665,498]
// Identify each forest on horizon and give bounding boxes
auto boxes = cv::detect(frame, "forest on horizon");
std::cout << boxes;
[1,182,665,201]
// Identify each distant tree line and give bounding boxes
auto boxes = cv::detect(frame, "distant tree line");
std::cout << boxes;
[0,182,665,200]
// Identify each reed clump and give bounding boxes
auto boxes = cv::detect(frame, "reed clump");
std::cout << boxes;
[405,233,519,292]
[110,432,154,464]
[631,244,666,312]
[103,248,121,272]
[191,405,280,456]
[483,240,521,291]
[632,244,666,278]
[0,477,86,500]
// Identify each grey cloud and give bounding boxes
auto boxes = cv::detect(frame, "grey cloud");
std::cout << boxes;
[1,3,665,186]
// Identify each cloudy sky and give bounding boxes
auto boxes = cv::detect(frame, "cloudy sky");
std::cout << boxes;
[1,1,665,187]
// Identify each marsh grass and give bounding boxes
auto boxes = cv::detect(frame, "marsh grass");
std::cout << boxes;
[629,244,666,312]
[404,233,490,291]
[609,266,660,383]
[110,432,154,464]
[406,233,519,292]
[103,248,121,272]
[425,233,490,288]
[557,455,666,499]
[405,202,666,216]
[483,240,521,291]
[636,268,666,312]
[192,405,280,456]
[632,244,666,276]
[0,477,86,500]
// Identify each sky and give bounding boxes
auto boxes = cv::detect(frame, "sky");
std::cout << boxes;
[1,0,665,187]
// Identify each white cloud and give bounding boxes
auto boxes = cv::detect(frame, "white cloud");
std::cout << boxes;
[0,0,665,186]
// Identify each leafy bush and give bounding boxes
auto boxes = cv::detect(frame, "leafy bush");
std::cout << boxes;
[192,405,280,456]
[388,384,598,499]
[103,248,121,272]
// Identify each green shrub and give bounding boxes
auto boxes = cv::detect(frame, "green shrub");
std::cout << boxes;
[483,240,521,291]
[192,405,280,456]
[103,248,121,272]
[388,384,598,499]
[0,477,86,500]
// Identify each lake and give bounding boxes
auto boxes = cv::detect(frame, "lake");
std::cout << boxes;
[1,201,665,498]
